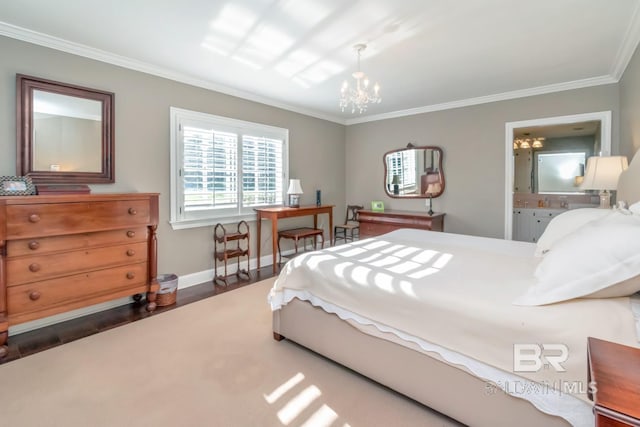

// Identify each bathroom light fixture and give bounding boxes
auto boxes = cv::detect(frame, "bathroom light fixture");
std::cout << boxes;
[339,44,381,114]
[513,137,545,150]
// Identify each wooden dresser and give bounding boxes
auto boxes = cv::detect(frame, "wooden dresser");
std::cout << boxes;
[358,209,445,238]
[0,193,160,357]
[588,337,640,426]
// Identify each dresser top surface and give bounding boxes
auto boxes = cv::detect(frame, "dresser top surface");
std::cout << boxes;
[358,209,445,219]
[0,193,159,205]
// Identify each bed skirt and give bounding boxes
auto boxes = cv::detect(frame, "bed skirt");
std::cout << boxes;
[273,298,572,427]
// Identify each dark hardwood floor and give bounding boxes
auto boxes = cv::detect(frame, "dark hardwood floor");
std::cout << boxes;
[1,266,277,364]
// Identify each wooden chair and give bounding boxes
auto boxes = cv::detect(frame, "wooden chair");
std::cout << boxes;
[334,205,363,245]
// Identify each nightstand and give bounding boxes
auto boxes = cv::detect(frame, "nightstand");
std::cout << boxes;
[587,337,640,426]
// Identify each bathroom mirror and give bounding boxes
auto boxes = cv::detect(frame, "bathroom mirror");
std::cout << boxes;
[383,145,444,198]
[513,120,600,194]
[16,74,114,184]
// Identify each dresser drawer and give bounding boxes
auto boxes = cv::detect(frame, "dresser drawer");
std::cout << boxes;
[6,227,149,257]
[7,241,149,286]
[7,262,148,318]
[360,222,400,237]
[5,200,151,239]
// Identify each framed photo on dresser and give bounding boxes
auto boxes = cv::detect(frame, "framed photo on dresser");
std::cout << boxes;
[0,176,36,196]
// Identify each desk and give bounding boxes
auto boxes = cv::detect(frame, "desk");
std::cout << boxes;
[255,205,333,273]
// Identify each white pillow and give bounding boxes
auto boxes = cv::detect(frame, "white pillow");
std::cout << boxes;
[514,210,640,306]
[534,208,611,257]
[630,201,640,214]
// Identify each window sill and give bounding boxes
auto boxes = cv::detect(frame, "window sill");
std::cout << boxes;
[170,213,257,230]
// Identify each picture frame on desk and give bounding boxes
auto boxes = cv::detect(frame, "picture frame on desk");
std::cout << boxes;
[0,176,36,196]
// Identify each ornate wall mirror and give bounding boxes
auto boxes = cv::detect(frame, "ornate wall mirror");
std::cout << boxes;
[383,144,445,198]
[16,74,114,184]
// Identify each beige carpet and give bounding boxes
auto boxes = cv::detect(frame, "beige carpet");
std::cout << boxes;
[0,279,460,427]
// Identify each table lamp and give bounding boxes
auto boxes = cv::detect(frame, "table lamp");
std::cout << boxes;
[287,179,303,208]
[426,182,441,215]
[391,175,400,195]
[580,155,628,208]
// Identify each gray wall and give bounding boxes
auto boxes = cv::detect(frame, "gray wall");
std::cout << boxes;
[345,85,620,238]
[2,33,638,273]
[621,44,640,160]
[0,36,345,276]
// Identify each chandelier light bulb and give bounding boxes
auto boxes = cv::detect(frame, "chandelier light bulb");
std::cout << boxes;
[339,43,382,114]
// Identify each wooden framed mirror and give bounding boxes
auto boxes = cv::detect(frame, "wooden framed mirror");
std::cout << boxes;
[16,74,114,185]
[383,144,445,198]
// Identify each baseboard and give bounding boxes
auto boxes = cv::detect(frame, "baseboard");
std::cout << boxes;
[8,250,298,336]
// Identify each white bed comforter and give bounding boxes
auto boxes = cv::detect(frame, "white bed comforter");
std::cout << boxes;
[269,229,639,425]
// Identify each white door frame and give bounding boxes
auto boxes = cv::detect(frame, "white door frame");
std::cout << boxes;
[504,111,612,239]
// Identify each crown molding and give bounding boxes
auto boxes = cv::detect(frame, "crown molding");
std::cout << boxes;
[344,75,618,125]
[610,1,640,80]
[2,19,637,128]
[0,21,346,125]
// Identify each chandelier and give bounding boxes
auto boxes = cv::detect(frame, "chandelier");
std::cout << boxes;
[340,43,381,114]
[513,137,545,150]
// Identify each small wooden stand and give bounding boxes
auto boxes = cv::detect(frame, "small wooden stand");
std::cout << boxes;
[214,221,250,285]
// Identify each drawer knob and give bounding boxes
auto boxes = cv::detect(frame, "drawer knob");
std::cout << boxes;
[128,208,137,215]
[29,214,40,223]
[29,291,41,301]
[126,272,136,280]
[126,230,136,238]
[29,263,41,272]
[28,241,40,250]
[126,249,135,256]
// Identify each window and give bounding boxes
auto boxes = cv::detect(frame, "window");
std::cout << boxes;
[170,107,288,229]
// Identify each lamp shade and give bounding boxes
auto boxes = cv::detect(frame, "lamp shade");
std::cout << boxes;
[580,156,628,191]
[391,175,400,185]
[287,179,303,194]
[426,182,441,195]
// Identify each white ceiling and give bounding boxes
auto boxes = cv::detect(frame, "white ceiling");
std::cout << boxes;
[1,0,639,125]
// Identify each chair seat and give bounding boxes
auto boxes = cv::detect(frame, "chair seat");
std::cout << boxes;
[336,223,358,230]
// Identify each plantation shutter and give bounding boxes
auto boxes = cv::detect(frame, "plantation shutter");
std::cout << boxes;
[242,135,284,208]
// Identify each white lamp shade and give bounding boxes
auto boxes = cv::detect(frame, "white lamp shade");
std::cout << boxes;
[287,179,303,194]
[580,156,628,191]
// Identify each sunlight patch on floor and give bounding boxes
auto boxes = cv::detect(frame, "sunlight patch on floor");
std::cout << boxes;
[299,404,338,427]
[265,373,351,427]
[264,372,305,404]
[277,385,322,424]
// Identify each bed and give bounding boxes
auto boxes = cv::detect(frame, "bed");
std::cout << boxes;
[269,150,640,427]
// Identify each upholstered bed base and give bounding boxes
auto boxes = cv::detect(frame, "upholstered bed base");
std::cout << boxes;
[273,298,571,427]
